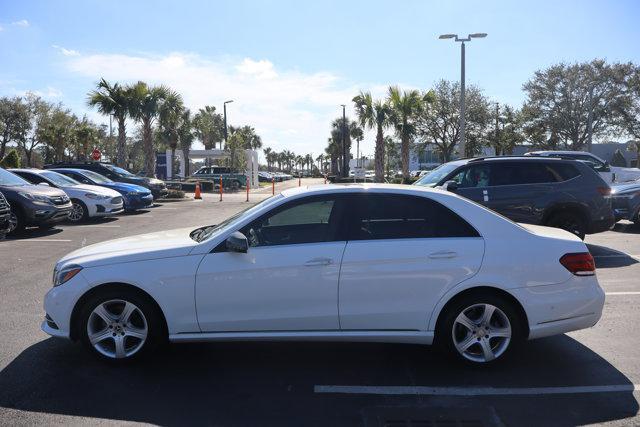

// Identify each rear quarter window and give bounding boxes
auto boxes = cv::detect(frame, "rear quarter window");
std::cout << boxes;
[546,163,581,182]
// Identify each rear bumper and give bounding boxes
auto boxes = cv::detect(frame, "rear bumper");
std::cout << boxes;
[510,275,605,340]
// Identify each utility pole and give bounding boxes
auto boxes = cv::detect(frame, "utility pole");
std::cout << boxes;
[495,102,500,156]
[341,104,347,178]
[223,100,233,150]
[439,33,487,158]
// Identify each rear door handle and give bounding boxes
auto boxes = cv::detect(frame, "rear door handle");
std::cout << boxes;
[428,251,458,259]
[304,257,333,267]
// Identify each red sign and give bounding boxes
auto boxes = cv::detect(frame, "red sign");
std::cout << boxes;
[91,148,101,161]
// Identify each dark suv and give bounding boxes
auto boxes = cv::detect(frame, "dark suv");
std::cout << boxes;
[44,162,168,199]
[414,157,614,239]
[0,167,72,234]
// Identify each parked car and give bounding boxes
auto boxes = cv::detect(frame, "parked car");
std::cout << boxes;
[414,156,614,239]
[0,167,72,234]
[611,181,640,225]
[191,166,247,189]
[44,162,168,199]
[43,184,604,365]
[258,171,274,182]
[525,150,640,183]
[11,169,124,223]
[51,168,153,212]
[0,191,11,239]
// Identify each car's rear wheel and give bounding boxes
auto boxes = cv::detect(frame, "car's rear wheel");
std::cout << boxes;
[546,212,586,240]
[68,199,88,223]
[78,289,164,362]
[438,293,524,364]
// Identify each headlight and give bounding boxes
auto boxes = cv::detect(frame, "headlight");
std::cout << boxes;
[53,265,83,287]
[84,193,110,200]
[19,192,52,204]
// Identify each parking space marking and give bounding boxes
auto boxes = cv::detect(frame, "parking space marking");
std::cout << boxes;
[152,207,177,210]
[605,291,640,295]
[3,239,72,242]
[71,224,121,228]
[314,384,640,396]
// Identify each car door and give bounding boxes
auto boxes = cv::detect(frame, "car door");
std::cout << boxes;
[338,193,484,331]
[484,162,556,223]
[195,194,347,332]
[446,163,491,206]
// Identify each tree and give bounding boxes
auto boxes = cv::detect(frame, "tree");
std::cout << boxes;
[388,86,427,181]
[0,96,30,159]
[316,153,324,173]
[158,89,184,177]
[0,148,21,168]
[329,117,358,176]
[87,78,134,167]
[129,82,170,177]
[193,106,224,150]
[73,116,102,161]
[177,109,194,176]
[417,80,490,162]
[263,147,273,171]
[489,104,524,156]
[38,105,78,163]
[521,59,635,151]
[352,91,393,182]
[230,125,262,150]
[616,67,640,159]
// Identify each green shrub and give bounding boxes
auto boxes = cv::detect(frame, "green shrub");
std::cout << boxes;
[0,149,21,169]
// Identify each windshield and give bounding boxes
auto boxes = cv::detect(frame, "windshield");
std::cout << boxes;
[78,169,113,183]
[41,171,81,186]
[414,163,461,186]
[0,168,31,186]
[190,195,283,242]
[104,164,135,177]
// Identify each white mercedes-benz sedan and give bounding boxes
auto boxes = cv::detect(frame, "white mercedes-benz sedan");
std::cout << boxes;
[42,184,605,364]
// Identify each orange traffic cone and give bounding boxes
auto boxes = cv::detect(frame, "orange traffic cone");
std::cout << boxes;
[194,181,202,200]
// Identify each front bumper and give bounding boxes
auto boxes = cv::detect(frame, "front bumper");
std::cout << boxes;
[510,275,605,340]
[42,271,90,340]
[150,187,168,199]
[89,198,124,217]
[24,202,73,226]
[125,193,154,210]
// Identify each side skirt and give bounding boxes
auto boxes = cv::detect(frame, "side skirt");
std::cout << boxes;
[169,330,434,345]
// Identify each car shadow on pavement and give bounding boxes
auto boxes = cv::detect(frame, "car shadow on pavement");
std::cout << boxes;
[3,227,64,240]
[0,335,637,426]
[587,243,639,268]
[611,222,640,235]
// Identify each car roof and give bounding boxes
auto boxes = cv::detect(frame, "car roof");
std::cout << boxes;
[527,150,593,155]
[10,168,47,174]
[281,183,445,199]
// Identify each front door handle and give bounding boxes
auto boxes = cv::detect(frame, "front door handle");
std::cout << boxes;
[428,251,458,259]
[304,257,333,266]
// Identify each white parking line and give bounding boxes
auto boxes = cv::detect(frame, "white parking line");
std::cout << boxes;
[2,239,72,242]
[314,384,640,396]
[152,207,177,210]
[605,292,640,295]
[70,224,120,228]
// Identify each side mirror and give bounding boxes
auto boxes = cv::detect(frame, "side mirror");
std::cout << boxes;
[225,231,248,253]
[442,180,458,192]
[38,182,50,187]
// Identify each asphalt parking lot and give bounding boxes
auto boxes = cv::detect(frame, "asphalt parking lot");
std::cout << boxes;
[0,178,639,426]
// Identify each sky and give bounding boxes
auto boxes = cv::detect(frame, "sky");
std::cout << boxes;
[1,0,639,158]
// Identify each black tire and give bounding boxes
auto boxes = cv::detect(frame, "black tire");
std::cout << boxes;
[231,180,240,191]
[77,288,166,363]
[546,211,587,240]
[8,208,25,235]
[436,292,525,365]
[68,199,89,223]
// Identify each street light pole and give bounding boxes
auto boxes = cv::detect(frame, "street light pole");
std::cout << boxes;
[439,33,487,158]
[223,100,234,150]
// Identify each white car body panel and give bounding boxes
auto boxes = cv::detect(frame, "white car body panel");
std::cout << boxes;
[42,184,605,350]
[61,184,123,217]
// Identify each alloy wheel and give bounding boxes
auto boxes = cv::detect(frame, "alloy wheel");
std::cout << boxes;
[68,202,85,222]
[86,299,148,359]
[8,212,18,233]
[452,303,511,363]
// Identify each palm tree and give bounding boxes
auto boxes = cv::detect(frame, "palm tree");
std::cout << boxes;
[353,91,393,182]
[330,117,358,177]
[178,109,194,176]
[87,78,134,167]
[129,82,170,177]
[263,147,273,171]
[158,90,184,177]
[316,154,324,173]
[387,86,424,182]
[305,154,313,172]
[325,129,342,175]
[193,106,224,150]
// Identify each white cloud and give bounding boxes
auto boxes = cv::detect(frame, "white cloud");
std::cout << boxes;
[65,52,372,155]
[52,45,80,57]
[11,19,29,27]
[20,86,62,99]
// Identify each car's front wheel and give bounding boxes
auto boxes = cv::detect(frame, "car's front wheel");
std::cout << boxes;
[8,209,24,235]
[78,289,165,362]
[438,293,524,364]
[68,199,88,223]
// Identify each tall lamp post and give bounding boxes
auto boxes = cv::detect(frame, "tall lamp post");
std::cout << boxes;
[439,32,487,158]
[223,99,234,150]
[340,104,348,178]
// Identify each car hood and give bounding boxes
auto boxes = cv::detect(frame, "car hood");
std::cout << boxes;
[612,182,640,194]
[611,167,640,181]
[57,227,198,268]
[0,183,68,198]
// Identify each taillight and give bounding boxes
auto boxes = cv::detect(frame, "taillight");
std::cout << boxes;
[559,253,595,276]
[596,186,611,196]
